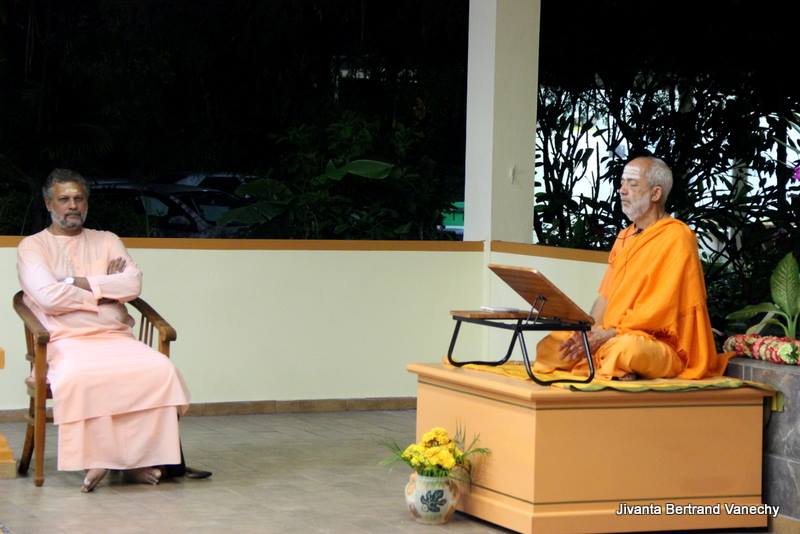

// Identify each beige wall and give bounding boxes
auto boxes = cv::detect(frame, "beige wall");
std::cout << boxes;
[0,242,484,409]
[0,239,608,410]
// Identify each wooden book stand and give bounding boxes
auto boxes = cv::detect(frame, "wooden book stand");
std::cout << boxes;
[447,264,596,385]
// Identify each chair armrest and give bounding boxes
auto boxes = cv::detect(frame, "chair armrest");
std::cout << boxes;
[128,297,177,342]
[13,291,50,345]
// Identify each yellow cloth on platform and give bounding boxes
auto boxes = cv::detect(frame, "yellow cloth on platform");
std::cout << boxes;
[449,360,782,410]
[535,218,731,380]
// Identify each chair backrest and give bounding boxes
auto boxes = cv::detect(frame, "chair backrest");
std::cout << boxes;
[126,298,176,357]
[13,291,49,375]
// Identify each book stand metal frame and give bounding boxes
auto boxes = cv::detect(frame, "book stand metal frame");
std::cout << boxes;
[446,265,596,386]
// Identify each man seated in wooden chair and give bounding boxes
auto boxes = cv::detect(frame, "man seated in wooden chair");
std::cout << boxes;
[16,168,207,492]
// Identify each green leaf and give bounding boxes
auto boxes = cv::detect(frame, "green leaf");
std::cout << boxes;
[323,160,347,180]
[726,303,780,321]
[745,323,764,335]
[340,159,394,179]
[235,178,292,202]
[770,253,800,316]
[312,159,393,185]
[217,201,286,226]
[745,318,788,337]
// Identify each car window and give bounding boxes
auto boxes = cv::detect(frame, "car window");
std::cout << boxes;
[172,191,244,225]
[141,193,199,232]
[202,176,240,194]
[141,195,170,217]
[89,189,200,236]
[87,190,149,237]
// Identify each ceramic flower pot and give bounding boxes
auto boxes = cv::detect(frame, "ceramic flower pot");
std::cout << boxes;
[404,473,459,524]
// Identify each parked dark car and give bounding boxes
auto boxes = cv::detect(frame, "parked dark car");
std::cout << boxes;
[87,180,251,238]
[173,172,260,197]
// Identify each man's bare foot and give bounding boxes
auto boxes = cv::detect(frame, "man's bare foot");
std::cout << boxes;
[618,372,639,381]
[124,467,162,485]
[81,468,108,493]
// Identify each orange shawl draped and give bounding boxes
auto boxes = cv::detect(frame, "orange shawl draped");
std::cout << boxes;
[599,218,730,378]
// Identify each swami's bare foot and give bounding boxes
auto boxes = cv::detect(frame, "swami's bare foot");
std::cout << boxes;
[124,467,162,485]
[618,372,639,381]
[81,468,108,493]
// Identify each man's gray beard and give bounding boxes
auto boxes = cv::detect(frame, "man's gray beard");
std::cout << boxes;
[621,197,649,223]
[51,210,87,230]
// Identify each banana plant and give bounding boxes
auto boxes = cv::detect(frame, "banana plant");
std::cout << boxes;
[726,252,800,339]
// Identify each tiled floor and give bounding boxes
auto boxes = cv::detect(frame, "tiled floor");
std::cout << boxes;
[0,411,511,534]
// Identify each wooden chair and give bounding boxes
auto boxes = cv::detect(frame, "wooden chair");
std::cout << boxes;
[12,290,176,486]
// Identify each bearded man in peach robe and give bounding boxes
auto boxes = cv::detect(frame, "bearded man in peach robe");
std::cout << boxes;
[17,169,191,492]
[534,157,730,380]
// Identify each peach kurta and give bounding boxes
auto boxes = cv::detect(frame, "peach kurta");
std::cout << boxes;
[17,228,190,470]
[535,218,730,379]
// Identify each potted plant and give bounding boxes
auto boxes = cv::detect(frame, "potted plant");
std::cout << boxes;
[383,426,489,525]
[724,252,800,364]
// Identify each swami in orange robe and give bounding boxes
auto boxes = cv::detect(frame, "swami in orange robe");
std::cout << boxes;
[534,158,730,380]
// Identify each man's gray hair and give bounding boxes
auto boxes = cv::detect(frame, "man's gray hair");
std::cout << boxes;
[42,169,90,200]
[643,157,672,205]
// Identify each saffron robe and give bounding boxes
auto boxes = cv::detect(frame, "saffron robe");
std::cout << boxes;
[17,228,190,470]
[534,218,730,379]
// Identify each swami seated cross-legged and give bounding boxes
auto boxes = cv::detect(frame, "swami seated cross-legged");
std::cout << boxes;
[534,156,730,381]
[16,169,191,492]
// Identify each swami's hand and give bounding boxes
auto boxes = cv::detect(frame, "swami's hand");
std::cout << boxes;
[559,327,616,362]
[107,257,127,274]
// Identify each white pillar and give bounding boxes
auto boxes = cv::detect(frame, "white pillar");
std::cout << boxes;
[464,0,540,244]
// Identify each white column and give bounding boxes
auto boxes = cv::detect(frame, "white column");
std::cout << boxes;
[464,0,540,244]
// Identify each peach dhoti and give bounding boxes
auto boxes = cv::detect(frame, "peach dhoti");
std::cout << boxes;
[48,335,189,471]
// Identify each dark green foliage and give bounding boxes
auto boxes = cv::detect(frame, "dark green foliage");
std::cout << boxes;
[220,113,456,239]
[534,0,800,339]
[0,1,467,238]
[535,73,800,338]
[0,186,33,235]
[726,253,800,340]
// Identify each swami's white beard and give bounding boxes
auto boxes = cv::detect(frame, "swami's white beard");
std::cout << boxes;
[621,195,649,223]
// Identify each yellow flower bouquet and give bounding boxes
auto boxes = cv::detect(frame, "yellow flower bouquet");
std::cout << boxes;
[383,426,489,480]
